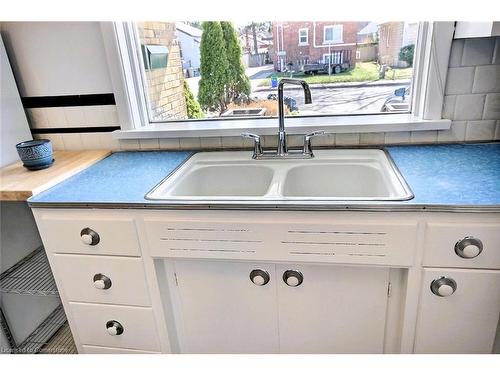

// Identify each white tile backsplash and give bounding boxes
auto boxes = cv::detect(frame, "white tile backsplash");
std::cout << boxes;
[27,108,49,128]
[200,137,222,149]
[442,95,456,119]
[61,133,83,150]
[81,133,103,150]
[45,107,67,127]
[385,132,410,144]
[465,120,497,141]
[437,121,467,143]
[64,107,86,127]
[139,138,160,150]
[454,94,486,120]
[462,37,495,66]
[335,133,359,146]
[359,132,385,145]
[445,67,475,95]
[448,39,464,68]
[472,65,500,94]
[410,130,438,144]
[159,138,180,150]
[483,93,500,120]
[179,137,202,150]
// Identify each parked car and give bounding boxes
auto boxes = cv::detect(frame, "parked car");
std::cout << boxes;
[301,49,353,75]
[302,62,349,75]
[381,86,411,112]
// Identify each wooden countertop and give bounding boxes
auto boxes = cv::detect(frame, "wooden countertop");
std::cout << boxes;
[0,150,111,201]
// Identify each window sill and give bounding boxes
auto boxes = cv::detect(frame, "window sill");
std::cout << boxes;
[113,114,451,139]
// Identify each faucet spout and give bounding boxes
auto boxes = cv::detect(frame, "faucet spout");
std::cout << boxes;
[277,78,312,155]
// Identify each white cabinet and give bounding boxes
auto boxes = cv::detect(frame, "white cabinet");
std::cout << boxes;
[169,259,390,353]
[276,264,389,353]
[414,268,500,354]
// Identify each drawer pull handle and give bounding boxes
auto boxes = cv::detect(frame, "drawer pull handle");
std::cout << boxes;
[431,277,457,297]
[106,320,124,336]
[249,269,270,286]
[93,273,112,290]
[80,227,100,246]
[283,270,303,287]
[455,236,483,259]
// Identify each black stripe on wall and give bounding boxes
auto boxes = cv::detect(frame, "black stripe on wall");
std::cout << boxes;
[22,93,116,108]
[31,126,120,134]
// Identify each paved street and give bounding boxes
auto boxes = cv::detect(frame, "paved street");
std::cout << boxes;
[186,64,409,115]
[253,84,405,115]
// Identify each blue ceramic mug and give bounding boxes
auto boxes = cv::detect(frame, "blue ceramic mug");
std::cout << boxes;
[16,139,54,170]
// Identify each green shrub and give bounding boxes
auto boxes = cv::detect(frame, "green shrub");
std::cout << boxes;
[198,22,229,113]
[183,81,203,119]
[399,44,415,67]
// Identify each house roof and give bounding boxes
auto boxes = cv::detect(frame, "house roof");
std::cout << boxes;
[357,22,379,35]
[176,22,202,38]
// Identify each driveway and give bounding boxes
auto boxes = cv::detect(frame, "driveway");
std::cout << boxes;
[186,64,274,98]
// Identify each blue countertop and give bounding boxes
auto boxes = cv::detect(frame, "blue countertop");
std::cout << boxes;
[28,143,500,210]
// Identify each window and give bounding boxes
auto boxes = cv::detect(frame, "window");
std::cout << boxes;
[105,21,453,135]
[324,25,343,44]
[298,28,308,45]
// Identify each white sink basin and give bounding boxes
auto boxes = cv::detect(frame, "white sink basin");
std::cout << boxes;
[146,150,413,202]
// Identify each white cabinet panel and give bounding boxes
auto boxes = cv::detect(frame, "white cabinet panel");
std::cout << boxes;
[170,260,279,353]
[276,264,390,353]
[414,268,500,354]
[68,302,161,352]
[144,211,417,266]
[52,254,151,306]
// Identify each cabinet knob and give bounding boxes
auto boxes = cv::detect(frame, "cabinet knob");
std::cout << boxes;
[431,277,457,297]
[249,269,270,286]
[80,227,100,246]
[455,236,483,259]
[283,270,303,287]
[93,273,112,290]
[106,320,124,336]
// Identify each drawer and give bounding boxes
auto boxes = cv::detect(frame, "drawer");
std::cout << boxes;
[33,209,140,256]
[81,345,160,354]
[423,222,500,269]
[68,302,161,352]
[52,254,151,306]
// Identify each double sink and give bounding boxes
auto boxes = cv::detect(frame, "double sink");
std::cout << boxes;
[146,149,414,203]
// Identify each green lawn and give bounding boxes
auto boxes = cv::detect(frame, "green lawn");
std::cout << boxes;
[258,62,412,87]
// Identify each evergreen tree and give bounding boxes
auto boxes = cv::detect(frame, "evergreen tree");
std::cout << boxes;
[221,21,251,103]
[198,22,229,113]
[183,81,204,119]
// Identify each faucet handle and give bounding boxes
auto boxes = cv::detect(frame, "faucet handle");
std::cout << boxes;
[241,132,263,159]
[304,130,325,141]
[303,130,326,156]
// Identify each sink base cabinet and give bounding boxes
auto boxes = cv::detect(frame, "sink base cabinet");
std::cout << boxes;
[164,260,391,354]
[31,208,500,354]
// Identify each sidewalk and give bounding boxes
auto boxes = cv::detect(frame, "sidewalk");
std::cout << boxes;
[254,78,411,92]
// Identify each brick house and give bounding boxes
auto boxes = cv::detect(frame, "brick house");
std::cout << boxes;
[378,22,418,67]
[271,22,359,71]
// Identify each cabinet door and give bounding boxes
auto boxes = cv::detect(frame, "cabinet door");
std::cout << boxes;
[414,268,500,354]
[276,264,390,353]
[172,260,279,353]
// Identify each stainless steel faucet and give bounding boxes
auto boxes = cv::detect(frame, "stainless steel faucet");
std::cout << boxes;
[242,78,325,159]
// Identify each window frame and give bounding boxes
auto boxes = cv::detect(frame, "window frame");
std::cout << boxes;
[298,28,308,45]
[100,21,453,138]
[323,24,343,44]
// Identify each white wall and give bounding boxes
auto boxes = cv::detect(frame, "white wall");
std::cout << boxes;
[0,22,113,97]
[0,35,32,167]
